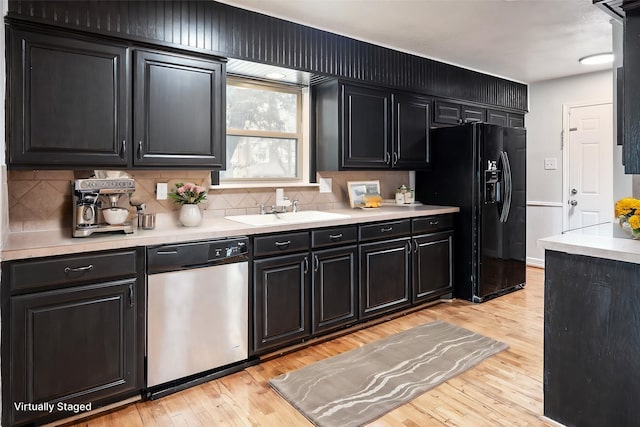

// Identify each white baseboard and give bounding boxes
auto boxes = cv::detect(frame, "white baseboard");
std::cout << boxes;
[527,257,544,268]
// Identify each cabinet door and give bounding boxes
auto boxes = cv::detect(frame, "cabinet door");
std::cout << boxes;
[462,106,486,123]
[341,84,391,168]
[508,113,525,128]
[486,109,509,126]
[8,279,142,426]
[253,253,310,353]
[359,238,411,319]
[134,50,225,168]
[312,245,358,335]
[9,28,129,168]
[433,100,462,125]
[413,231,454,303]
[393,93,431,170]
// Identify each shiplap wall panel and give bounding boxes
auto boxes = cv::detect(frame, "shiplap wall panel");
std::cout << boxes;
[8,0,527,111]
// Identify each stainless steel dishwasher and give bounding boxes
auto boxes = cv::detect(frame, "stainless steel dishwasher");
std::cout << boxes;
[146,237,252,398]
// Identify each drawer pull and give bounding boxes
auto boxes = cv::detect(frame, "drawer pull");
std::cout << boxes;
[64,264,94,274]
[380,227,393,232]
[329,233,343,240]
[429,220,440,226]
[274,240,291,248]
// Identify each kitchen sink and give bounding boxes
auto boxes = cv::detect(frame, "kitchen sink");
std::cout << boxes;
[225,210,351,226]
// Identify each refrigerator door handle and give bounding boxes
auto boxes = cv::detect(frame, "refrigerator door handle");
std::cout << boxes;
[499,151,513,223]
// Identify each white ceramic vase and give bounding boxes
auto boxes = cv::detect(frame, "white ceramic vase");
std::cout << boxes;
[179,204,202,227]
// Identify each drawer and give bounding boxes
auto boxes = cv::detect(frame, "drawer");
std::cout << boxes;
[412,214,454,234]
[312,225,358,248]
[8,250,137,293]
[359,219,411,242]
[253,232,310,257]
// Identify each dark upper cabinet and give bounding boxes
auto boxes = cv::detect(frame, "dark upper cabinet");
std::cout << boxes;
[623,7,640,172]
[7,25,226,170]
[462,105,487,123]
[487,109,525,128]
[340,83,391,169]
[393,93,432,169]
[8,27,129,168]
[433,100,462,125]
[433,100,486,126]
[133,50,225,168]
[315,80,431,170]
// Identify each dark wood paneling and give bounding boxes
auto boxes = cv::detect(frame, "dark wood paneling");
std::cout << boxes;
[8,0,527,111]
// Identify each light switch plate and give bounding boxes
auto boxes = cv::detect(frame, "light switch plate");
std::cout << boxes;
[156,182,168,200]
[319,177,332,193]
[544,158,558,170]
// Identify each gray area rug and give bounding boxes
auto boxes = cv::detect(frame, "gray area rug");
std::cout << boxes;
[269,320,508,427]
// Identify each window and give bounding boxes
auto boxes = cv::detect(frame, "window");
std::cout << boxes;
[221,78,306,182]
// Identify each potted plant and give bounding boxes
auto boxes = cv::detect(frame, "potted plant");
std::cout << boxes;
[169,182,207,226]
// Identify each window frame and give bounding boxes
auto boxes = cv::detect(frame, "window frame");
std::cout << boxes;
[220,77,307,184]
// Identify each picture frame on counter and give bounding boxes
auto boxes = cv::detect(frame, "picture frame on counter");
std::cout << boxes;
[347,180,381,208]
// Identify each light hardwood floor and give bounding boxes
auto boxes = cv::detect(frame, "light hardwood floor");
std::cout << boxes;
[69,267,550,427]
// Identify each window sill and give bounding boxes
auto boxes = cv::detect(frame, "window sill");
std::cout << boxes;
[210,182,320,190]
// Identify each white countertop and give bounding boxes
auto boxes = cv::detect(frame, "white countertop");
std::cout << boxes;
[1,205,459,261]
[538,222,640,264]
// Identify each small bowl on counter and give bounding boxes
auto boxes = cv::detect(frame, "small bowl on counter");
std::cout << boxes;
[102,207,130,225]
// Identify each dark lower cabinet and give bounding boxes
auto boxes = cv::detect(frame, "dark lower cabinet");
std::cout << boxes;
[253,253,310,353]
[413,231,454,303]
[8,25,129,168]
[359,237,412,319]
[544,250,640,427]
[2,249,144,427]
[312,245,358,335]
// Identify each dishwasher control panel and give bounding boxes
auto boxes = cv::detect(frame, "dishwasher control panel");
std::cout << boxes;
[147,237,249,274]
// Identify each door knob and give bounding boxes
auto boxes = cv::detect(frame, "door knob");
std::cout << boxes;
[569,200,578,206]
[571,188,578,195]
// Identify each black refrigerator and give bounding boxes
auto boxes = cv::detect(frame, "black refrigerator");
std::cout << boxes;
[416,123,526,302]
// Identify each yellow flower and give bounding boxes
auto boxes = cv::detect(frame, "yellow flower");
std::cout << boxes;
[615,197,640,217]
[629,214,640,230]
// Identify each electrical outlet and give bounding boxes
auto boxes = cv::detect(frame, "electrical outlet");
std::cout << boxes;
[156,182,168,200]
[319,177,332,193]
[544,158,557,170]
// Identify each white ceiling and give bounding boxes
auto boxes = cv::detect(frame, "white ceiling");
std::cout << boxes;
[216,0,614,84]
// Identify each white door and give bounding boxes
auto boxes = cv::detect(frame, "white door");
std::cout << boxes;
[566,103,613,230]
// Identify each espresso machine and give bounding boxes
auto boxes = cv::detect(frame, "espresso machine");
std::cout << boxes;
[72,178,136,237]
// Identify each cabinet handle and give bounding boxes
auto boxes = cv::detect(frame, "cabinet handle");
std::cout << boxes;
[384,152,391,165]
[380,227,393,232]
[274,240,291,248]
[314,255,319,272]
[392,152,398,165]
[406,241,412,254]
[329,233,343,240]
[429,220,440,226]
[137,141,143,159]
[304,257,309,274]
[128,283,135,308]
[120,140,126,159]
[414,240,419,253]
[64,264,93,274]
